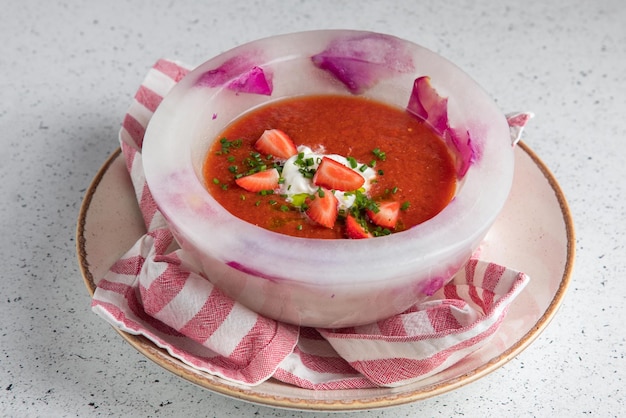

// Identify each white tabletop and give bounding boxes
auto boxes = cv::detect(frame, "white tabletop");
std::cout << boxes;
[2,0,624,416]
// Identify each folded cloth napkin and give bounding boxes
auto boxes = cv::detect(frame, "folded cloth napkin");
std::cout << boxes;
[92,59,531,390]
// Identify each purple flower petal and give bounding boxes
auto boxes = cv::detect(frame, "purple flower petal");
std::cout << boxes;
[311,33,414,94]
[226,261,283,282]
[227,66,273,96]
[446,128,476,177]
[421,276,445,296]
[195,54,273,96]
[407,76,477,177]
[407,76,449,135]
[196,55,249,87]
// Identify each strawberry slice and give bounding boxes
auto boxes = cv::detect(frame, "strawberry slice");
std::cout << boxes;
[366,201,400,229]
[313,157,365,191]
[235,168,280,192]
[345,215,372,239]
[254,129,298,160]
[305,189,338,228]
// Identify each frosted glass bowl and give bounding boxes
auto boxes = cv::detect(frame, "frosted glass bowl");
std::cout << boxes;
[142,30,514,328]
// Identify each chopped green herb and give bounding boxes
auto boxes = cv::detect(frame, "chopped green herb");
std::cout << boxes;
[293,152,317,178]
[241,151,270,176]
[216,137,243,155]
[299,168,315,179]
[347,156,358,169]
[372,147,386,161]
[401,201,411,211]
[372,226,392,237]
[346,189,380,221]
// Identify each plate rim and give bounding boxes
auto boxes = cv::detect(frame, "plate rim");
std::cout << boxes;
[75,141,575,411]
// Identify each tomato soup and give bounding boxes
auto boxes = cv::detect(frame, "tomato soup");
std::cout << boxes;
[203,95,457,239]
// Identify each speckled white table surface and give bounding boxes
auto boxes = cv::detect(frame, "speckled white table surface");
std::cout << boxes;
[1,0,624,416]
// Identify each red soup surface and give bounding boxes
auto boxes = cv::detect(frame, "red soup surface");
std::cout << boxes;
[203,95,457,239]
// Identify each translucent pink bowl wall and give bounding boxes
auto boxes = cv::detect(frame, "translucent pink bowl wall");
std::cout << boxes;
[142,30,514,328]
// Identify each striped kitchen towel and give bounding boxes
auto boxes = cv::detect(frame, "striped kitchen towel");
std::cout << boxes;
[91,59,530,389]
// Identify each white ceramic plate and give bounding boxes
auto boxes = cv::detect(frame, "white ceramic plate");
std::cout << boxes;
[76,141,574,411]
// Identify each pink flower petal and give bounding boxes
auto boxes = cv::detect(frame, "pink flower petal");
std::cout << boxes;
[311,33,414,94]
[446,128,476,177]
[407,76,477,177]
[506,111,534,146]
[226,261,283,282]
[196,55,249,87]
[407,76,449,135]
[196,54,273,96]
[227,66,273,96]
[421,276,445,296]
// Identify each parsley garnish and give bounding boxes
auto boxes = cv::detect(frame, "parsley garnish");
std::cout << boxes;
[216,137,243,155]
[293,152,316,179]
[372,147,386,161]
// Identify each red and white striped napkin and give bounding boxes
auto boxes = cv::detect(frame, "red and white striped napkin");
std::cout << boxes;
[91,59,530,389]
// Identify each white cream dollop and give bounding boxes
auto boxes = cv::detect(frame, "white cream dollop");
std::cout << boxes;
[279,145,377,210]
